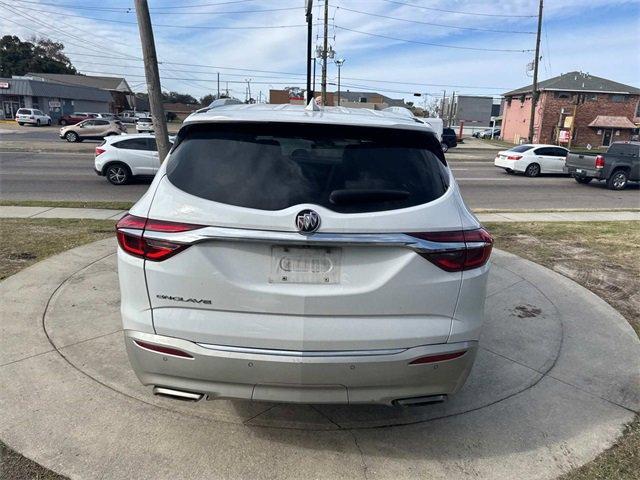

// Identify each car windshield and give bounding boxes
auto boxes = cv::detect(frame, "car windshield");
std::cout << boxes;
[166,122,449,213]
[508,145,534,153]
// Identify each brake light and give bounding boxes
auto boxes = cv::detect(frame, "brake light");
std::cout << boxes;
[506,155,522,160]
[407,228,493,272]
[595,155,605,169]
[95,147,106,156]
[409,350,467,365]
[116,214,203,261]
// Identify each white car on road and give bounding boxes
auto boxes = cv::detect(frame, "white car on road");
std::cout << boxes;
[116,104,493,406]
[15,108,51,126]
[135,117,154,133]
[94,133,173,185]
[494,144,569,177]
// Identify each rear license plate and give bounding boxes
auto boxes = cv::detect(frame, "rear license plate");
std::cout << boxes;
[576,169,583,173]
[270,246,341,284]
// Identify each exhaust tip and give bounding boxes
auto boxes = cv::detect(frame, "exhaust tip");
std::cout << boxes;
[153,386,204,402]
[393,394,446,407]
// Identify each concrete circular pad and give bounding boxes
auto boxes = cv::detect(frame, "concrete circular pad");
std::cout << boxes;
[1,239,638,479]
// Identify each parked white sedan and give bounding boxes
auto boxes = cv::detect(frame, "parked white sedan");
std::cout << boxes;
[94,133,173,185]
[15,108,51,126]
[494,144,569,177]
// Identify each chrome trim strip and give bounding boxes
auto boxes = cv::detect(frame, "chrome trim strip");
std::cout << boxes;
[141,227,485,253]
[196,343,407,357]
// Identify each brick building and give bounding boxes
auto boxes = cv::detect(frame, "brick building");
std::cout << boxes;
[501,72,640,147]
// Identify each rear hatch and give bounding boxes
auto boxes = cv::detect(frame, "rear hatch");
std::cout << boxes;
[142,122,467,351]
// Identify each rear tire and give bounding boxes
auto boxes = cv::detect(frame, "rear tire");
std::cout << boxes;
[105,163,130,185]
[505,168,514,174]
[59,119,67,126]
[440,142,449,153]
[18,122,24,126]
[65,131,79,143]
[47,119,51,126]
[574,176,592,184]
[525,163,541,177]
[606,169,628,190]
[36,119,40,126]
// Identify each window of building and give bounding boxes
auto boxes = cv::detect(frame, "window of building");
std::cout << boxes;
[635,100,640,117]
[554,92,572,100]
[610,94,627,103]
[586,93,597,101]
[358,97,367,103]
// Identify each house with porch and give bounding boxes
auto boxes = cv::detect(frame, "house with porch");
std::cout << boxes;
[501,72,640,148]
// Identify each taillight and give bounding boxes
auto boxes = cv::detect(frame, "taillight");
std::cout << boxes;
[116,214,203,261]
[95,147,106,156]
[595,155,605,169]
[407,228,493,272]
[409,350,467,365]
[29,116,35,119]
[133,339,193,359]
[506,155,522,160]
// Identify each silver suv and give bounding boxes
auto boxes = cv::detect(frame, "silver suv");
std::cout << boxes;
[116,104,492,405]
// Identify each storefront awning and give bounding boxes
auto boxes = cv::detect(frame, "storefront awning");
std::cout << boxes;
[588,115,637,129]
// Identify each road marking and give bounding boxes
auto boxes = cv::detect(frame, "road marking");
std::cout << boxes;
[456,178,512,181]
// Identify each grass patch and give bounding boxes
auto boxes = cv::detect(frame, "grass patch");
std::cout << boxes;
[0,443,68,480]
[0,200,133,210]
[486,221,639,480]
[0,218,116,280]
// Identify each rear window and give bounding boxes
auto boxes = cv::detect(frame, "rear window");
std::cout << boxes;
[508,144,534,153]
[608,143,639,156]
[167,122,448,213]
[17,109,30,115]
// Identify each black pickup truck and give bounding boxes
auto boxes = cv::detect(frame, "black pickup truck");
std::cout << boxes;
[565,141,640,190]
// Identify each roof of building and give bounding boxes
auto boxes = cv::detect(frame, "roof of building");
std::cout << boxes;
[588,115,637,129]
[25,73,132,92]
[339,90,406,107]
[0,77,112,102]
[184,103,432,132]
[504,71,640,96]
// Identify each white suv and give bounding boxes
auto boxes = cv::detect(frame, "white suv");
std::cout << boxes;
[94,133,173,185]
[117,104,492,406]
[15,108,51,126]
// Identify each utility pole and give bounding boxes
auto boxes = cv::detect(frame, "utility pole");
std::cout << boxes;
[305,0,313,104]
[528,0,544,142]
[217,72,220,99]
[335,58,344,106]
[134,0,170,162]
[321,0,328,105]
[448,91,456,127]
[440,90,446,118]
[245,78,252,103]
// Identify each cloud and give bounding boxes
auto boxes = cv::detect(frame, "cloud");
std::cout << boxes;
[1,0,638,102]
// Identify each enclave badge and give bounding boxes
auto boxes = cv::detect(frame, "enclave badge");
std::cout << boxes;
[295,209,321,234]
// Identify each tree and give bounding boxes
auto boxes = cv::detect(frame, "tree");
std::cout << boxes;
[161,91,197,104]
[0,35,77,77]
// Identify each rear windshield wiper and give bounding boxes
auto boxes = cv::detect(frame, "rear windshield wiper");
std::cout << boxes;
[329,189,410,205]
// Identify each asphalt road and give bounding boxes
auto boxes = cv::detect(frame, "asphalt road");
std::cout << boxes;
[1,150,638,209]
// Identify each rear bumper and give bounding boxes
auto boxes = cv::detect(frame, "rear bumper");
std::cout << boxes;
[124,330,478,405]
[566,166,602,179]
[494,157,523,171]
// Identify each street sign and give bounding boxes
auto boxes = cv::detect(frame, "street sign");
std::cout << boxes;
[559,130,570,143]
[0,82,9,89]
[48,100,61,108]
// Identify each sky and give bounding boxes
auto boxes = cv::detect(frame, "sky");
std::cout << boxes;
[1,0,639,105]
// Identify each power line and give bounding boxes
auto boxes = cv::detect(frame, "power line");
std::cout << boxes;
[335,26,534,52]
[1,3,312,30]
[335,5,536,34]
[377,0,537,18]
[14,0,261,10]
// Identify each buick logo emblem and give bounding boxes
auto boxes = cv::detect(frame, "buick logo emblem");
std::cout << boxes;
[296,209,321,234]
